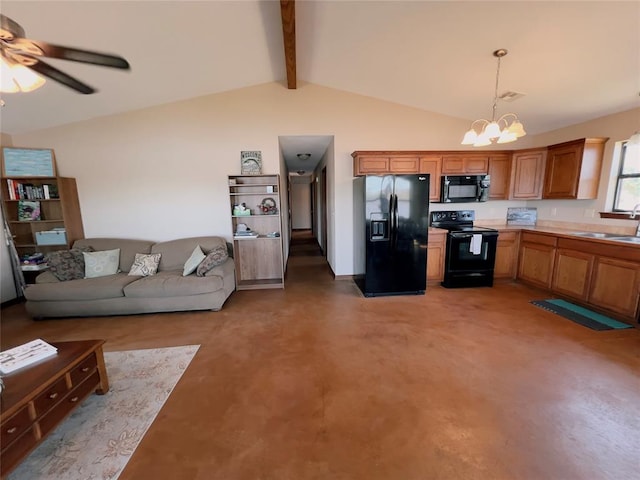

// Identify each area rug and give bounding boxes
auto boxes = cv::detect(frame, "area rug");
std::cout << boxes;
[8,344,200,480]
[531,299,632,331]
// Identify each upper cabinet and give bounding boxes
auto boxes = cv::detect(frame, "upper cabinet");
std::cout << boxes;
[543,138,608,199]
[510,148,547,200]
[419,156,442,201]
[352,154,418,175]
[487,154,511,200]
[353,137,608,203]
[441,155,488,174]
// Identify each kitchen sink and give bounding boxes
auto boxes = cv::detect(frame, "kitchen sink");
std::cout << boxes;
[609,236,640,244]
[569,232,622,238]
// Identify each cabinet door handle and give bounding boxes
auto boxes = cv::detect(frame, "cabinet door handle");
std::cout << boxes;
[48,392,59,399]
[81,367,90,372]
[6,427,17,434]
[70,396,79,403]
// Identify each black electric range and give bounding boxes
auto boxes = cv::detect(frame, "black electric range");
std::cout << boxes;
[430,210,499,288]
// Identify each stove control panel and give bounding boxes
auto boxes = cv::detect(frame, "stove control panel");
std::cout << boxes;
[430,210,475,225]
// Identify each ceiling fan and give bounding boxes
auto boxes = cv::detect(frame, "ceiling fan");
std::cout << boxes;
[0,13,130,95]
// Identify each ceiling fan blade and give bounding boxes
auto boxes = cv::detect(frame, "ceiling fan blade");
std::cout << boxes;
[26,39,130,70]
[28,58,96,94]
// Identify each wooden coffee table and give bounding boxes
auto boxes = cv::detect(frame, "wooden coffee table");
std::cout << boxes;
[0,339,109,478]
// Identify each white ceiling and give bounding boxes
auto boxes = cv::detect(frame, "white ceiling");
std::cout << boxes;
[1,2,639,152]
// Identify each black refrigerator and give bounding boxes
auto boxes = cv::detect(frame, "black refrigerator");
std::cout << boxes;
[353,174,430,297]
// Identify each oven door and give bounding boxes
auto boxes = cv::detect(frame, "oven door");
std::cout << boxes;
[446,231,498,271]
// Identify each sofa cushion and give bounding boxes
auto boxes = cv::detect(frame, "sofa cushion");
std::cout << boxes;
[24,273,138,301]
[128,253,161,276]
[197,244,229,276]
[183,246,206,276]
[46,246,94,281]
[73,238,154,272]
[123,270,223,298]
[84,249,120,278]
[152,237,228,272]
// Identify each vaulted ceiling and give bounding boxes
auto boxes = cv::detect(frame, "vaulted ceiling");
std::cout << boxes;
[1,1,638,137]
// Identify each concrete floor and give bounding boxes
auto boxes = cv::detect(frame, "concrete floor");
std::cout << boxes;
[2,231,639,480]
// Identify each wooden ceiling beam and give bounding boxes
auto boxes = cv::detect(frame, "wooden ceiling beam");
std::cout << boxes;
[280,0,296,89]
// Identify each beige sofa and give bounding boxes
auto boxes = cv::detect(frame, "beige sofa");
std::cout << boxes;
[24,236,235,319]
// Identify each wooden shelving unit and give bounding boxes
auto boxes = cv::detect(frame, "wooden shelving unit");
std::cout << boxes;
[1,176,84,258]
[228,174,284,290]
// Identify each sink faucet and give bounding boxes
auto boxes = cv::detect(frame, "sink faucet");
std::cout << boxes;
[632,203,640,236]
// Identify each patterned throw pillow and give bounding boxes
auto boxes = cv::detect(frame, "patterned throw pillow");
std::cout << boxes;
[196,244,229,277]
[45,246,95,281]
[83,249,121,278]
[183,246,206,276]
[128,253,161,277]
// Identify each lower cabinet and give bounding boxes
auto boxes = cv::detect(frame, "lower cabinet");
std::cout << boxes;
[517,232,557,289]
[427,230,446,283]
[551,249,594,300]
[588,257,640,319]
[494,230,519,279]
[517,234,640,323]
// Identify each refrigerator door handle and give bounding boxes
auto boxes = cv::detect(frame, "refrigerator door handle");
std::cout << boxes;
[391,193,398,251]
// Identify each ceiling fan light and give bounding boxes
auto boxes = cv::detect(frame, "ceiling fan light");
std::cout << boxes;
[461,128,478,145]
[0,56,45,93]
[507,120,527,138]
[10,63,45,92]
[0,57,19,93]
[484,121,501,139]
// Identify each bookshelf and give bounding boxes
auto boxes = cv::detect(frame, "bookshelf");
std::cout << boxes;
[1,176,84,259]
[228,174,284,290]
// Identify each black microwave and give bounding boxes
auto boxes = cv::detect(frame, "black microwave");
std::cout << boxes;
[440,174,491,203]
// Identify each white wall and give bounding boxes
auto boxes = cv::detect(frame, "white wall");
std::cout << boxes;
[290,181,312,229]
[10,83,638,277]
[1,133,18,303]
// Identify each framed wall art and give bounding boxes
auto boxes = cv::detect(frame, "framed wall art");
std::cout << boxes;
[1,147,57,177]
[240,151,262,175]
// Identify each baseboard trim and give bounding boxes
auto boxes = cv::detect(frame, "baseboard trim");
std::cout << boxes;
[1,296,24,309]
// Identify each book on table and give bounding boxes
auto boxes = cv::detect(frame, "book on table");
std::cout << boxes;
[0,339,58,374]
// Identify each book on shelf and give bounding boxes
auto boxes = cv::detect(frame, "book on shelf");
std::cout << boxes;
[17,199,41,221]
[4,180,58,200]
[0,339,58,374]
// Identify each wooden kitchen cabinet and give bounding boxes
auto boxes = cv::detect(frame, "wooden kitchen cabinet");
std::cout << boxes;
[487,154,511,200]
[441,155,489,174]
[551,248,595,301]
[517,232,557,289]
[352,154,419,175]
[588,257,640,320]
[510,149,546,199]
[427,229,446,283]
[419,156,442,201]
[494,230,519,279]
[543,137,608,199]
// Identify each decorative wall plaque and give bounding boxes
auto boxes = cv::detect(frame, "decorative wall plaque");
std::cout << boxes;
[240,151,262,175]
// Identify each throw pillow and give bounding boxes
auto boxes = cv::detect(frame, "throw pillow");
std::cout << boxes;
[196,244,229,276]
[83,249,120,278]
[46,246,94,281]
[128,253,161,277]
[183,245,206,276]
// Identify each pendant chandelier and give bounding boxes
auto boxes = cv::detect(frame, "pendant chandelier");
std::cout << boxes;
[461,49,526,147]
